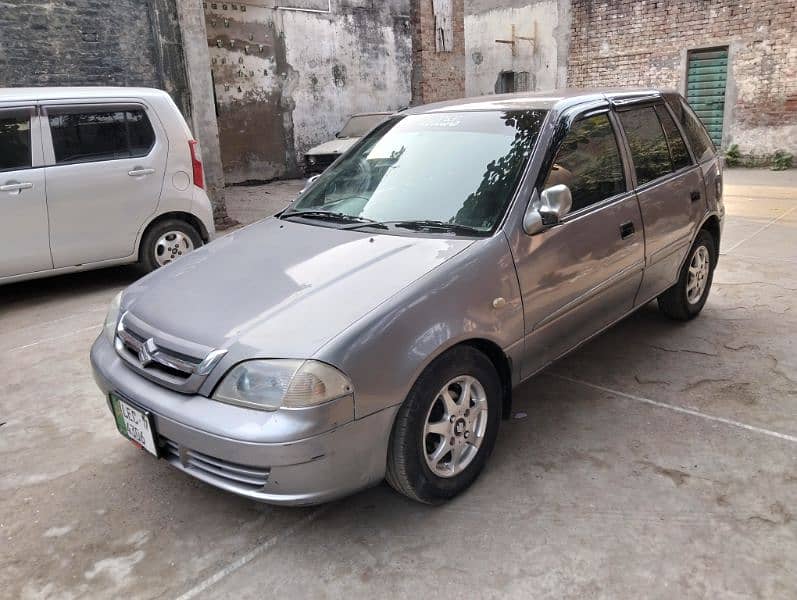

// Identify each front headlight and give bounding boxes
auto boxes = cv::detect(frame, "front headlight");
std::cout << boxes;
[103,291,123,344]
[213,359,352,411]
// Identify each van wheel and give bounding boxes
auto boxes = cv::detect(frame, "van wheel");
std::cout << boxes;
[139,219,203,273]
[386,346,501,504]
[657,229,716,321]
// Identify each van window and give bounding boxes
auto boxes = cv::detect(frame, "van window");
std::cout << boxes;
[618,107,673,186]
[0,110,32,171]
[542,113,626,212]
[655,104,692,170]
[48,108,155,165]
[665,96,715,163]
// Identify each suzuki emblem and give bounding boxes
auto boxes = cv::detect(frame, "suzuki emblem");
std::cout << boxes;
[139,338,158,367]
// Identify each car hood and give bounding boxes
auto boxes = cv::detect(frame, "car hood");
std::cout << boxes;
[122,218,473,358]
[305,138,359,156]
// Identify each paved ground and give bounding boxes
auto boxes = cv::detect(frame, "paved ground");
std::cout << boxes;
[1,169,795,599]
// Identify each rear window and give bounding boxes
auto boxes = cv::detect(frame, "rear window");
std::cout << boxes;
[665,96,715,163]
[655,104,693,171]
[0,109,32,171]
[48,107,155,165]
[618,106,673,186]
[338,114,390,138]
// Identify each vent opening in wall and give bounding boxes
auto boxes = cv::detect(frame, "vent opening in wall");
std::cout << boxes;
[686,47,728,147]
[495,71,530,94]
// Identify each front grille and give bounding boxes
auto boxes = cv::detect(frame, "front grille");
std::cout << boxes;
[114,312,227,394]
[161,437,270,491]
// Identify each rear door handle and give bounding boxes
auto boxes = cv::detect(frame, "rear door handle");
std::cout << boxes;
[690,190,701,202]
[128,168,155,177]
[0,182,33,193]
[620,221,635,240]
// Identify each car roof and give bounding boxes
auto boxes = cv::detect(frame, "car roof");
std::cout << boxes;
[0,86,170,104]
[403,88,679,114]
[349,112,394,117]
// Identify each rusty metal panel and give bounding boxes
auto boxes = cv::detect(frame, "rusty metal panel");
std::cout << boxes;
[205,2,294,182]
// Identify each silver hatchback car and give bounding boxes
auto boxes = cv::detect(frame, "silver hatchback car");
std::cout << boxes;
[91,89,724,505]
[0,87,214,284]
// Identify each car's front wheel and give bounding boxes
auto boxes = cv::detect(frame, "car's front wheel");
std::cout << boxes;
[386,346,501,504]
[139,218,203,273]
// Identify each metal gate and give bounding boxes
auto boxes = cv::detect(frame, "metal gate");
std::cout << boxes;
[686,47,728,147]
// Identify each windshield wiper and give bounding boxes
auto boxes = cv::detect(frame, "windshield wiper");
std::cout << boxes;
[280,210,377,225]
[342,219,486,236]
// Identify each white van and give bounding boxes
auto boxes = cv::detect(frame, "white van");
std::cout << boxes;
[0,87,215,284]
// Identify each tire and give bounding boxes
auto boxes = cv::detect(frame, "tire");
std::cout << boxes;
[386,346,502,504]
[139,218,203,273]
[657,229,716,321]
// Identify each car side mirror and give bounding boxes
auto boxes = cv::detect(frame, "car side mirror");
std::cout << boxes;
[523,184,573,235]
[300,174,321,193]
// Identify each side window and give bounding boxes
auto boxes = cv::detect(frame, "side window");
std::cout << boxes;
[0,109,32,172]
[655,104,692,170]
[48,108,155,165]
[618,107,673,186]
[665,96,715,163]
[542,113,626,212]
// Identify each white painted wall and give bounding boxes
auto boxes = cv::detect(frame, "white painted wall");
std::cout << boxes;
[465,1,566,97]
[281,7,411,164]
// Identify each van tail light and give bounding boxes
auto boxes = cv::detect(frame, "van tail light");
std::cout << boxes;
[188,139,205,190]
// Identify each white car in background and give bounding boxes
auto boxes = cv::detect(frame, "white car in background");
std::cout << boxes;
[304,111,393,174]
[0,87,215,284]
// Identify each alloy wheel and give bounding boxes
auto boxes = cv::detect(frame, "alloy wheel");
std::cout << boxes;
[686,245,710,304]
[423,375,489,478]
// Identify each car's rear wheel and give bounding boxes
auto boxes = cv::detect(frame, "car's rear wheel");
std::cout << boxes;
[139,218,203,273]
[386,346,501,504]
[657,229,716,320]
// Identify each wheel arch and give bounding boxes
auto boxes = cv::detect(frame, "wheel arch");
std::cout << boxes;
[136,211,210,259]
[447,338,514,420]
[700,214,721,258]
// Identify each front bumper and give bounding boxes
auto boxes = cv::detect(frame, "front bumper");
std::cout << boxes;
[91,335,398,505]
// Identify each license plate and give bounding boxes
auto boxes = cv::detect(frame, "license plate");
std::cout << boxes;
[110,393,159,457]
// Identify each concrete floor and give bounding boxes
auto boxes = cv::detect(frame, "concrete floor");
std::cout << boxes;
[1,169,795,599]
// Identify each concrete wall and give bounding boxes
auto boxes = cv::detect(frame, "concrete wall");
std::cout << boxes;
[206,0,411,183]
[464,0,570,97]
[568,0,797,156]
[0,0,191,119]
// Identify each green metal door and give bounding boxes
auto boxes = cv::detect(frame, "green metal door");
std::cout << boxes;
[686,48,728,147]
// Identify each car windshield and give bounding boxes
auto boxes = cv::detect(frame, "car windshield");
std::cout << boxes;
[290,110,547,233]
[338,114,391,138]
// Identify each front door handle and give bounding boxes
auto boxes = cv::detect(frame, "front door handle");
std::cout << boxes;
[690,190,702,202]
[620,221,635,240]
[0,182,33,193]
[128,168,155,177]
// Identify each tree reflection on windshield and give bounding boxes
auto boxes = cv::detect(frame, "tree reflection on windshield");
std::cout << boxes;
[292,109,547,233]
[455,111,545,228]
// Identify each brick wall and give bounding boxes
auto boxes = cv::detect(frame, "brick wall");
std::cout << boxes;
[567,0,797,155]
[0,0,190,118]
[412,0,466,104]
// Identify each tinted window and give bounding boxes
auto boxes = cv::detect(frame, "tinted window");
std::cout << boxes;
[655,104,692,170]
[49,108,155,165]
[543,113,626,212]
[618,107,673,186]
[0,110,32,171]
[665,96,715,163]
[127,110,156,156]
